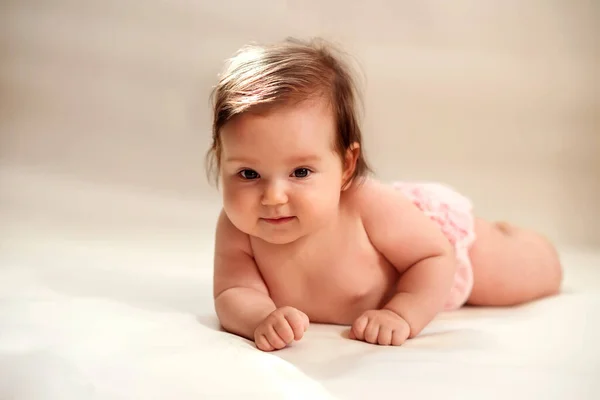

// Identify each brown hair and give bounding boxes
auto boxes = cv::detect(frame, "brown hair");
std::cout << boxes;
[206,37,371,187]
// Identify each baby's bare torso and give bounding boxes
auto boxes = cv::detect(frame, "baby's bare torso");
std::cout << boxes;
[250,209,400,325]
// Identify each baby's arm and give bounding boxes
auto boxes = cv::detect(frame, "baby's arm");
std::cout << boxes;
[213,209,277,340]
[358,181,457,339]
[213,210,309,351]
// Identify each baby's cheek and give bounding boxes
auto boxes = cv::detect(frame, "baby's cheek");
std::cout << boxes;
[304,188,340,218]
[224,183,250,205]
[223,190,255,224]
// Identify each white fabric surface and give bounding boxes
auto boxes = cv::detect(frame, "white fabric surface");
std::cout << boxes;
[1,168,599,399]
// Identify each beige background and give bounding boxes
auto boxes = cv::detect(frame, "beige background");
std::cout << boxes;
[1,0,598,248]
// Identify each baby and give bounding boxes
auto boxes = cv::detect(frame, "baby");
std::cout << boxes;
[208,38,563,351]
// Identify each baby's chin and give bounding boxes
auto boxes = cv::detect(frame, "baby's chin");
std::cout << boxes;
[250,227,305,246]
[252,233,302,246]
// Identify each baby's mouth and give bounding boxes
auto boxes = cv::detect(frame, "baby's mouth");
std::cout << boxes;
[261,216,295,225]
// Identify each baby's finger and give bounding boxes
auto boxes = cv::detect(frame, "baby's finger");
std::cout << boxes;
[273,317,295,343]
[351,315,369,341]
[284,313,306,341]
[391,329,408,346]
[364,321,380,344]
[377,326,392,346]
[300,311,310,329]
[266,324,287,349]
[255,334,274,352]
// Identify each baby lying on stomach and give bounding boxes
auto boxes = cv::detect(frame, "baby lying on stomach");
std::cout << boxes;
[208,38,563,351]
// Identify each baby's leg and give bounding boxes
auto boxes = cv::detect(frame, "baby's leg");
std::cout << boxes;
[467,218,563,306]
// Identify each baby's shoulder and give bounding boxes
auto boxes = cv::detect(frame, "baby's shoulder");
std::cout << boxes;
[345,178,408,208]
[214,208,253,256]
[344,178,414,223]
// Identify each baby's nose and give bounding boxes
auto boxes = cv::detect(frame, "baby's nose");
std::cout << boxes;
[261,181,288,206]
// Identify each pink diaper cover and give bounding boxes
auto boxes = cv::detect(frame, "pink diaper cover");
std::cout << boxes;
[392,182,476,310]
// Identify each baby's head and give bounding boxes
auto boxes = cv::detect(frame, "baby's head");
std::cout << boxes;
[208,38,371,244]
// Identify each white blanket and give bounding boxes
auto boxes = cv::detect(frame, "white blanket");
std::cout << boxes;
[1,170,599,399]
[0,253,334,400]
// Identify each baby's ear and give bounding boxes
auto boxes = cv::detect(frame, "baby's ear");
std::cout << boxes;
[341,142,360,190]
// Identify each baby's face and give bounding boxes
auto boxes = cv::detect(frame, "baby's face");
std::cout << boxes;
[219,98,348,244]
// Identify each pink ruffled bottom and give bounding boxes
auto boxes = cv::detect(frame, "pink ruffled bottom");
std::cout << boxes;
[392,182,476,310]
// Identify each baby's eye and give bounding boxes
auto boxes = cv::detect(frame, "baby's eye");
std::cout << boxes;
[292,168,311,178]
[239,169,260,180]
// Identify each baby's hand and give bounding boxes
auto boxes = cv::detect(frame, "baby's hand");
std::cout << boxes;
[253,306,309,351]
[349,309,410,346]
